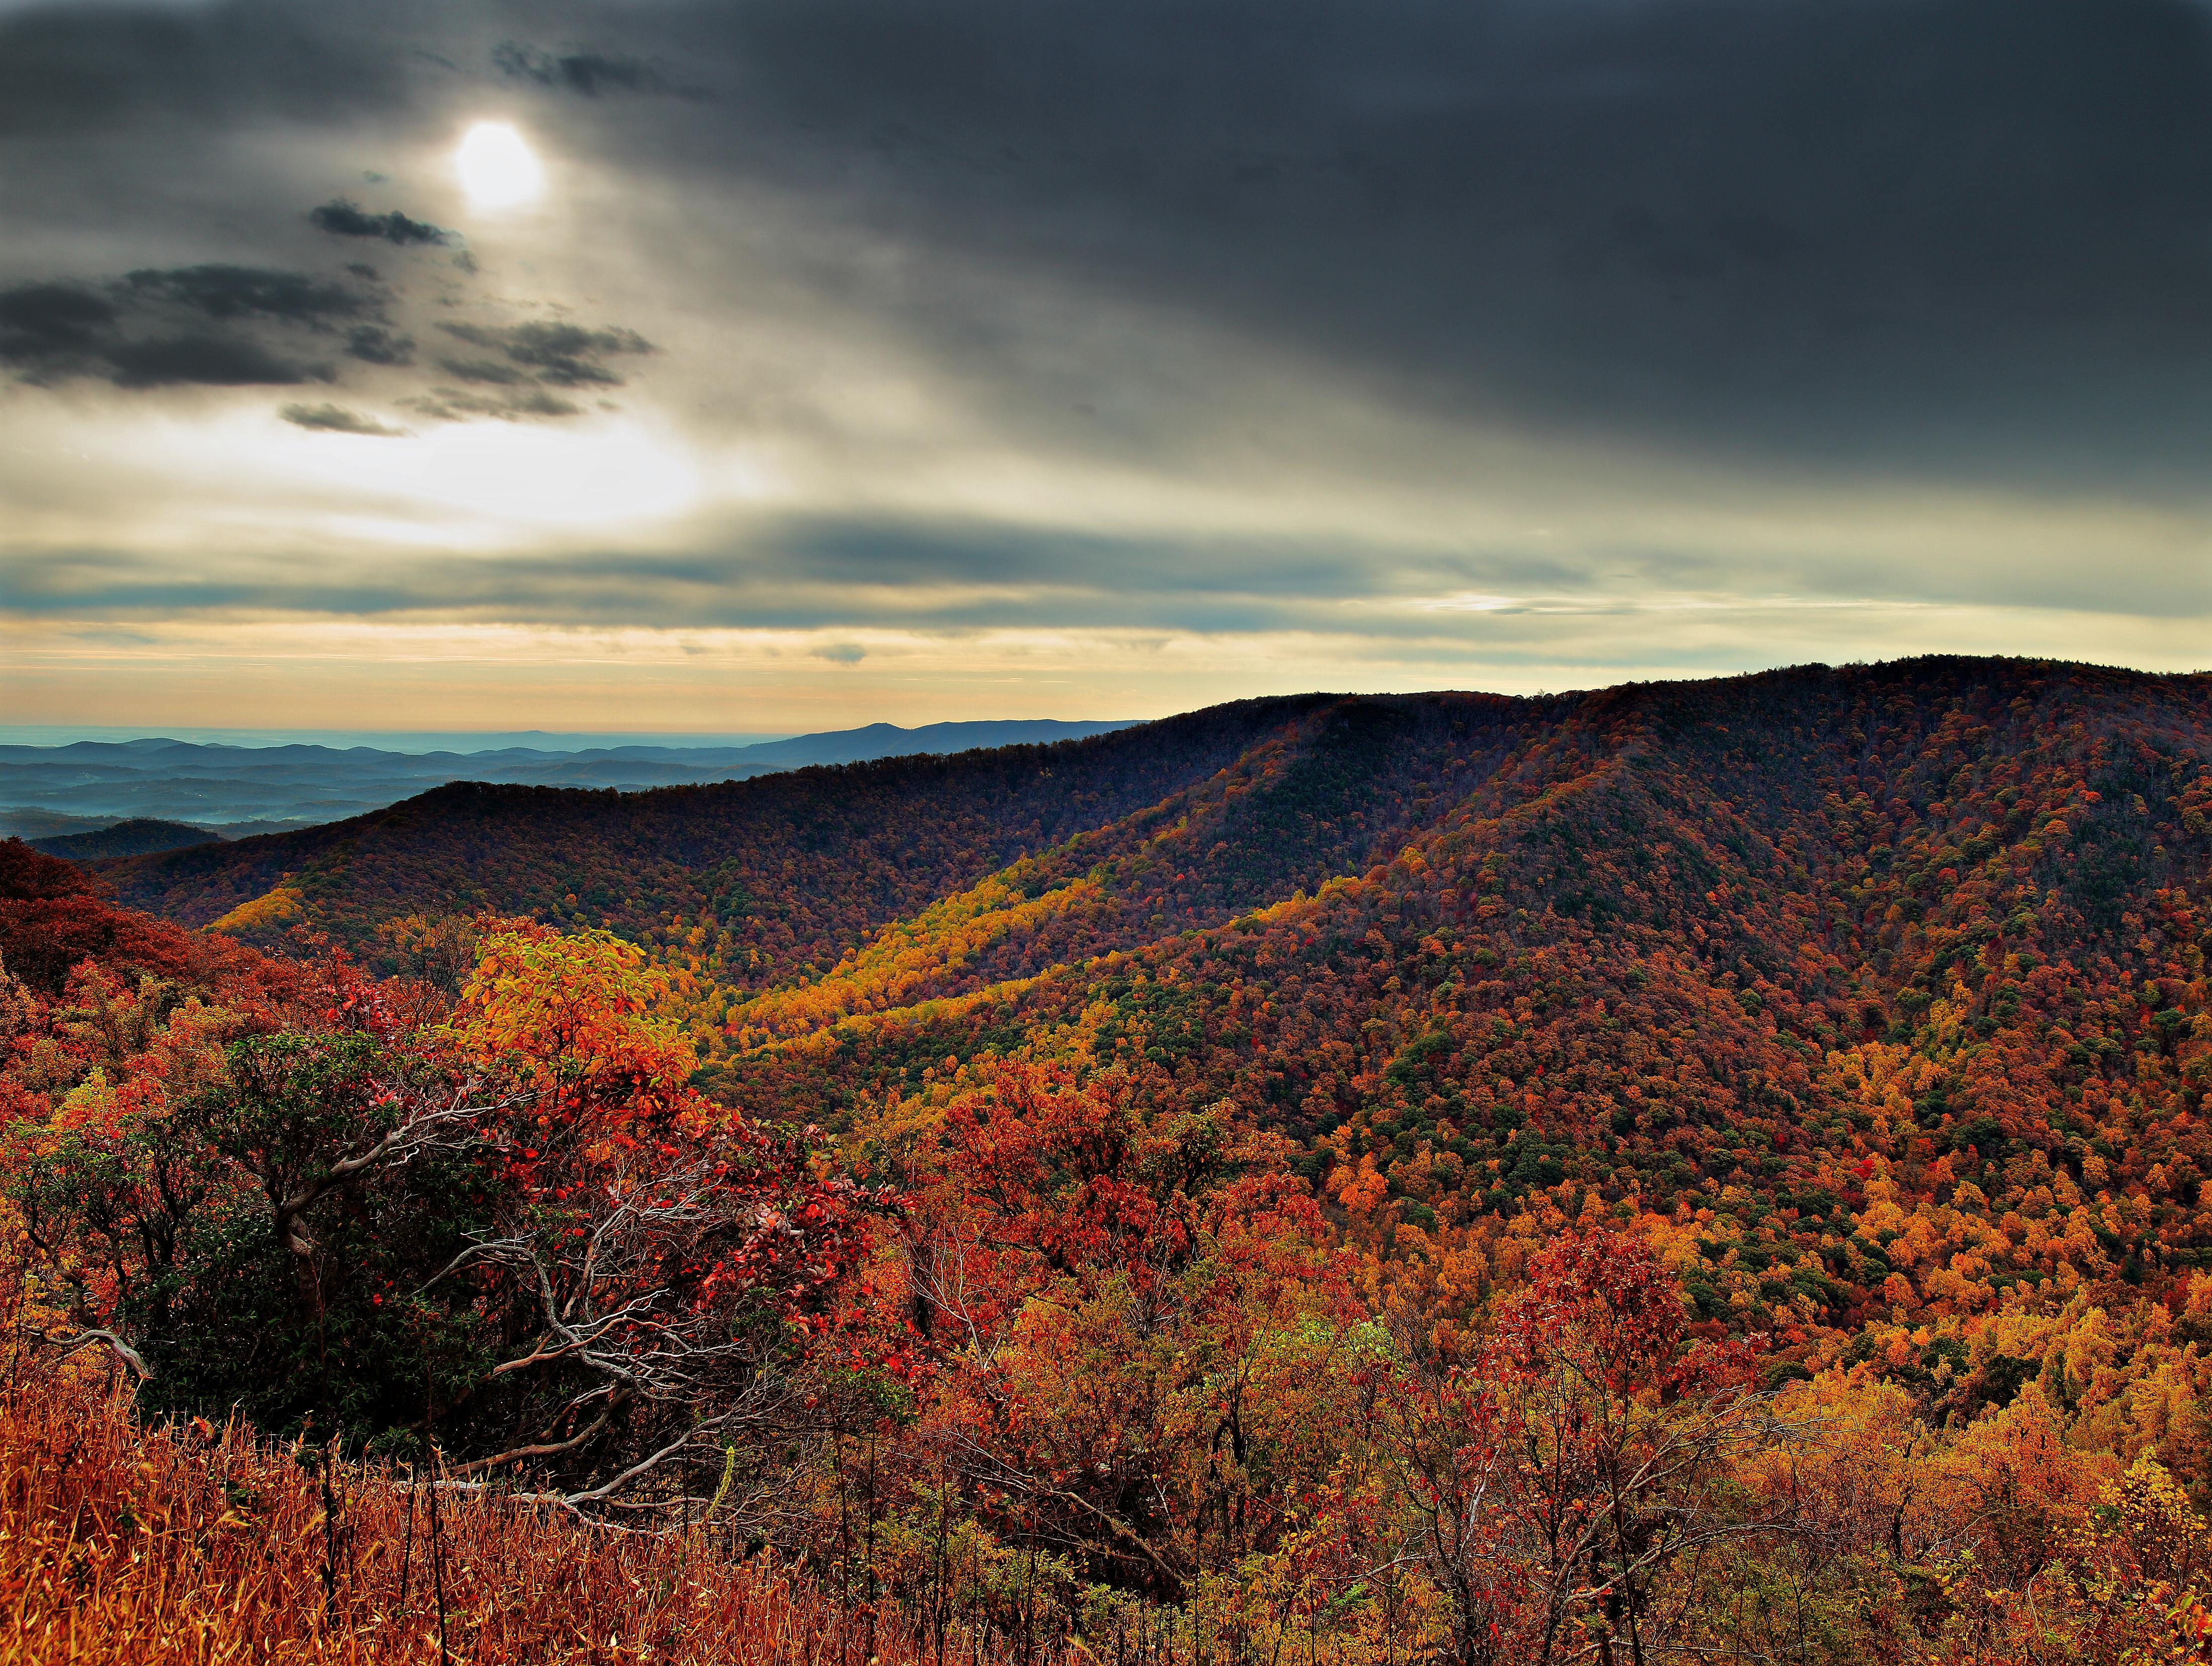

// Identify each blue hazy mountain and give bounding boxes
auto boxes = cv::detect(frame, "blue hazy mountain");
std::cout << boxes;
[0,721,1135,835]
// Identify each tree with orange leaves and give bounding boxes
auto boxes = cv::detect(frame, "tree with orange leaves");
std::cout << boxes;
[6,921,892,1522]
[414,926,896,1516]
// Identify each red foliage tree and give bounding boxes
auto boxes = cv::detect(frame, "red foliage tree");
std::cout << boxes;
[1373,1230,1781,1665]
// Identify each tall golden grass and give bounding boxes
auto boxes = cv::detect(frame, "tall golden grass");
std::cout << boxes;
[0,1357,931,1665]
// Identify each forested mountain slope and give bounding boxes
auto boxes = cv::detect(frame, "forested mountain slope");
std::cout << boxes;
[689,657,2212,1344]
[30,817,218,860]
[98,697,1329,978]
[109,656,2212,1330]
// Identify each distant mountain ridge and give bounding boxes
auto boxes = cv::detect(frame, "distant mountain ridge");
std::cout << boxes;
[735,720,1133,768]
[94,702,1305,953]
[0,718,1136,832]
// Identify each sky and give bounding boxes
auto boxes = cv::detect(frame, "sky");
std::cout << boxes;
[3,0,2209,734]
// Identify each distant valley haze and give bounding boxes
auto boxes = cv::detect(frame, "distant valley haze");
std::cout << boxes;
[0,718,1133,838]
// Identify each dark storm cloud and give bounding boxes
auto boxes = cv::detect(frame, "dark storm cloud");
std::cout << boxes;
[410,319,654,417]
[308,200,452,247]
[0,245,637,417]
[280,401,405,435]
[625,0,2212,489]
[0,265,392,387]
[0,283,118,359]
[104,334,322,388]
[0,262,389,386]
[121,265,375,325]
[435,355,528,386]
[0,2,414,139]
[344,325,414,367]
[492,39,703,100]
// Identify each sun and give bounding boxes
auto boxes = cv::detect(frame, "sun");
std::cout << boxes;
[455,122,545,211]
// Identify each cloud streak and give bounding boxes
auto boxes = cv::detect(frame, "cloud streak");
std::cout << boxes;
[492,39,705,100]
[436,322,655,388]
[279,401,405,436]
[308,199,452,246]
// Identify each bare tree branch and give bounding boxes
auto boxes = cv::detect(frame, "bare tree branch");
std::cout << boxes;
[48,1327,151,1379]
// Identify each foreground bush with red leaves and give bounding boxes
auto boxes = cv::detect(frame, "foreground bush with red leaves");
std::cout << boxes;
[2,888,895,1522]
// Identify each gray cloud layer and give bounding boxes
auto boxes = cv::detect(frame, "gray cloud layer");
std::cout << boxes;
[492,39,704,100]
[735,0,2191,500]
[676,0,2212,489]
[8,0,2207,481]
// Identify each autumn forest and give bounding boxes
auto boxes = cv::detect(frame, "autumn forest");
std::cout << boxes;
[8,655,2212,1663]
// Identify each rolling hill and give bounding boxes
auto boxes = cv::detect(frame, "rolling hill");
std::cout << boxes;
[97,655,2212,1337]
[96,699,1326,969]
[30,818,219,860]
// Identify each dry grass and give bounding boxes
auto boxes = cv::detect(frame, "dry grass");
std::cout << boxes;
[0,1362,919,1665]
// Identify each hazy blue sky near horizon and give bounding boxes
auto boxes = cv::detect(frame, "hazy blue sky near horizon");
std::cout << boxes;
[4,0,2209,732]
[0,726,791,751]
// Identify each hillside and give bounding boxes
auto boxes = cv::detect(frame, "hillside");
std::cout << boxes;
[100,698,1333,978]
[737,660,2212,1316]
[102,657,2212,1329]
[19,654,2212,1661]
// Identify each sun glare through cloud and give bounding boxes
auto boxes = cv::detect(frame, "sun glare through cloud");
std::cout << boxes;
[454,121,545,211]
[278,413,702,536]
